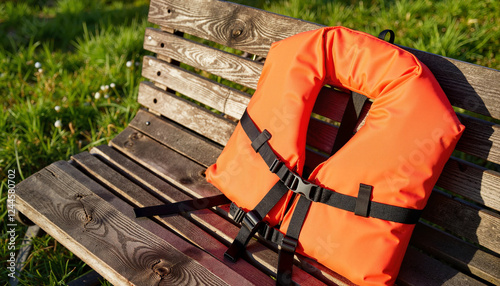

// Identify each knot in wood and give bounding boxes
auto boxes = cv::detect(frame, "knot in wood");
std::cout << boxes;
[152,260,171,278]
[232,28,243,38]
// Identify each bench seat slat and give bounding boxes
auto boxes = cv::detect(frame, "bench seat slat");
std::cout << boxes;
[149,0,500,120]
[15,160,234,286]
[112,115,491,286]
[107,131,340,285]
[71,150,274,285]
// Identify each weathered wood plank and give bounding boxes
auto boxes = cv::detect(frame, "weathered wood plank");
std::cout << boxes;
[144,28,262,90]
[398,247,486,286]
[71,151,273,285]
[15,161,230,286]
[129,109,222,166]
[138,81,235,145]
[109,128,354,285]
[455,113,500,165]
[148,0,500,119]
[411,223,500,285]
[437,158,500,212]
[422,190,500,254]
[96,144,333,285]
[142,56,250,119]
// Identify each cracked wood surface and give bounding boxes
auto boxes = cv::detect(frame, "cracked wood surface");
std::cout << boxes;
[14,161,242,286]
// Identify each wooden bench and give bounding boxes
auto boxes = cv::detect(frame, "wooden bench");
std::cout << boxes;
[15,0,500,285]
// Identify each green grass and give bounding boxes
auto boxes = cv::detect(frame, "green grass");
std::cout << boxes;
[0,0,498,285]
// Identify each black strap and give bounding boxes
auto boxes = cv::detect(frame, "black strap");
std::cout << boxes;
[378,29,395,44]
[240,110,422,224]
[277,196,311,286]
[134,194,230,218]
[331,91,367,155]
[224,180,289,262]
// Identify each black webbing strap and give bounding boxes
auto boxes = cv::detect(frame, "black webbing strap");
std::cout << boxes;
[378,29,395,44]
[134,194,230,218]
[277,196,311,286]
[224,180,289,262]
[240,110,422,224]
[331,91,367,155]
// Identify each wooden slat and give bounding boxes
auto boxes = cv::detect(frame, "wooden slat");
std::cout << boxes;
[138,81,235,145]
[144,28,262,90]
[130,109,222,166]
[437,158,500,211]
[411,223,500,285]
[148,0,500,120]
[109,128,355,286]
[15,161,232,286]
[71,151,273,285]
[148,0,319,58]
[398,247,486,286]
[455,113,500,165]
[112,118,491,286]
[307,117,338,154]
[422,190,500,254]
[143,56,250,119]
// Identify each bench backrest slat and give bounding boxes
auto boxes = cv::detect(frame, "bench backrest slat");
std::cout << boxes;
[149,0,500,120]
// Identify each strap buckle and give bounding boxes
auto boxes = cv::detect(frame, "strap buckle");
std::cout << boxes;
[280,235,298,253]
[242,210,261,231]
[229,202,246,224]
[283,171,322,202]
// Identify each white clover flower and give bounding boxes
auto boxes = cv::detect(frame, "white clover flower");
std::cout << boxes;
[54,120,62,128]
[126,61,133,67]
[94,92,101,99]
[38,68,43,73]
[110,83,115,88]
[54,105,61,112]
[35,62,42,69]
[105,85,109,90]
[100,85,106,91]
[104,94,109,99]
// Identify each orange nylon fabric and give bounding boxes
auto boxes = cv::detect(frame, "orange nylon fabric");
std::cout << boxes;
[206,27,464,285]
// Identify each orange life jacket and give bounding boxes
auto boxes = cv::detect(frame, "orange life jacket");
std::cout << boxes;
[206,27,464,285]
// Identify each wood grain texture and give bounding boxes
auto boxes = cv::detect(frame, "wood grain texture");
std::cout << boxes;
[110,127,354,286]
[129,109,222,166]
[138,81,236,145]
[398,247,486,286]
[437,158,500,212]
[15,161,229,286]
[71,151,272,285]
[148,0,500,119]
[455,113,500,165]
[142,56,250,119]
[422,190,500,254]
[144,28,262,90]
[411,223,500,285]
[125,111,496,285]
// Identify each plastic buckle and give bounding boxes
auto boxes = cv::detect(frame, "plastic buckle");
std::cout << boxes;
[283,172,321,202]
[281,235,298,253]
[229,202,246,224]
[242,210,261,231]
